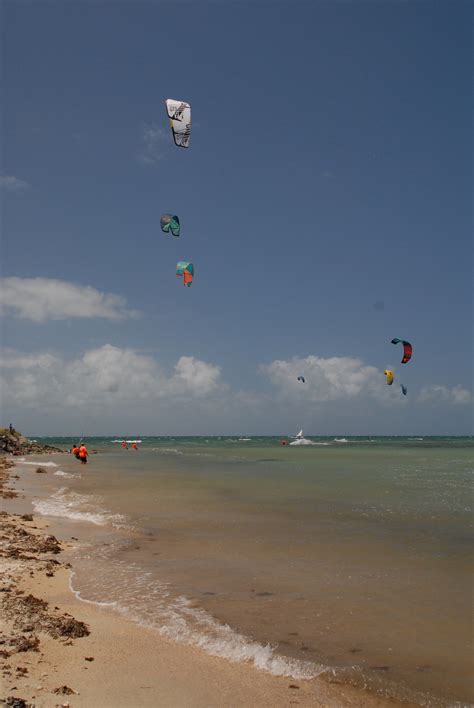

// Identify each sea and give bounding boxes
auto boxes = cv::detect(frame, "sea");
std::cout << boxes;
[15,436,473,706]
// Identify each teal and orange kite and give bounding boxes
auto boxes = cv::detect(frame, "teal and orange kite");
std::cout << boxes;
[176,261,194,286]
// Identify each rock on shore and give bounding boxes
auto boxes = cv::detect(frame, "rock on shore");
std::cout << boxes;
[0,429,64,456]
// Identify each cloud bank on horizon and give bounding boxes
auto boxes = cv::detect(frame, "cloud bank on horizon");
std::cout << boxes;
[0,345,222,408]
[1,339,470,435]
[0,276,471,434]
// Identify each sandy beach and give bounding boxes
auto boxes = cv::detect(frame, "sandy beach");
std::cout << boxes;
[0,454,418,708]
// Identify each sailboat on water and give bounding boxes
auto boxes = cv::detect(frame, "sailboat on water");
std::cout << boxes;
[289,429,313,446]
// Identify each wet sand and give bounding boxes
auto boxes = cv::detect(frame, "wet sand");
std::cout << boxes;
[0,455,419,707]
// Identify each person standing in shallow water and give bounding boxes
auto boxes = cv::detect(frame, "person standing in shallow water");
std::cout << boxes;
[71,444,81,460]
[78,443,88,464]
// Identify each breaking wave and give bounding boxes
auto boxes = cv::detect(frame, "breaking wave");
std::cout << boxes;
[15,459,59,467]
[54,470,81,479]
[69,556,326,680]
[33,487,127,528]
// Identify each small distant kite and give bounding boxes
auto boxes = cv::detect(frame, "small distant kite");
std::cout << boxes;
[161,214,180,237]
[297,376,305,383]
[401,384,407,396]
[176,261,194,286]
[165,99,191,148]
[384,369,394,385]
[391,338,412,364]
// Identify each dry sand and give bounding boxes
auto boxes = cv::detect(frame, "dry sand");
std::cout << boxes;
[0,457,415,708]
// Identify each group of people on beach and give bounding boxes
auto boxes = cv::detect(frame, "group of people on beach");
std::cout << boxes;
[71,443,88,464]
[121,440,138,450]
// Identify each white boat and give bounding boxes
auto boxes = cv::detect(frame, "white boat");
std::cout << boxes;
[289,430,313,446]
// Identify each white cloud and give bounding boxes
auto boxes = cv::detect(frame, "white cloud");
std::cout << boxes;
[0,351,61,370]
[0,345,223,409]
[261,355,389,402]
[66,345,161,402]
[170,356,222,397]
[1,345,471,434]
[0,175,29,191]
[137,123,167,165]
[417,384,472,405]
[0,277,141,322]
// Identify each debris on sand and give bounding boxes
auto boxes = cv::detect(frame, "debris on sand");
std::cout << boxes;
[53,685,78,695]
[5,697,30,708]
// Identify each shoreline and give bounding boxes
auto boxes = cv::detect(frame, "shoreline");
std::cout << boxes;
[0,454,420,708]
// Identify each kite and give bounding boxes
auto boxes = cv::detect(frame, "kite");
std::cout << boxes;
[160,214,180,237]
[401,384,407,396]
[176,261,194,286]
[384,369,394,385]
[391,338,412,364]
[297,376,305,383]
[165,99,191,148]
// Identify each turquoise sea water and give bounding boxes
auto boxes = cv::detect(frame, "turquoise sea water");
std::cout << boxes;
[21,436,473,706]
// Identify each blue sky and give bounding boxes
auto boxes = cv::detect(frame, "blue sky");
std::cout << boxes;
[1,0,472,435]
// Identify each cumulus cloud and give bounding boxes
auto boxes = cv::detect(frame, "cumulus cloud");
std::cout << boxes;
[1,345,471,434]
[0,175,29,191]
[0,352,61,370]
[137,123,167,165]
[262,355,388,402]
[0,277,141,322]
[417,384,471,405]
[170,356,222,397]
[0,345,223,409]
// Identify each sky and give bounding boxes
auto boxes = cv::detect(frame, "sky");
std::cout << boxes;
[0,0,472,436]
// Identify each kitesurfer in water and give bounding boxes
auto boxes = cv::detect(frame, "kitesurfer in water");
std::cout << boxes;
[71,444,81,460]
[78,443,88,464]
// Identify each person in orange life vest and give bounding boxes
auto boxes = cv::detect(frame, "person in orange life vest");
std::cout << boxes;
[131,442,138,451]
[71,444,81,459]
[78,444,88,464]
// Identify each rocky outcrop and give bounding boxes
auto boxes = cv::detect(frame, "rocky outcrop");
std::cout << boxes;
[0,429,64,456]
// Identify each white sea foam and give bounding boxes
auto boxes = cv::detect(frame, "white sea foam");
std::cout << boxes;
[151,448,216,459]
[69,574,118,608]
[33,487,126,527]
[152,447,183,455]
[335,438,372,443]
[69,558,326,680]
[111,440,142,444]
[15,459,58,467]
[290,440,329,446]
[54,470,81,479]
